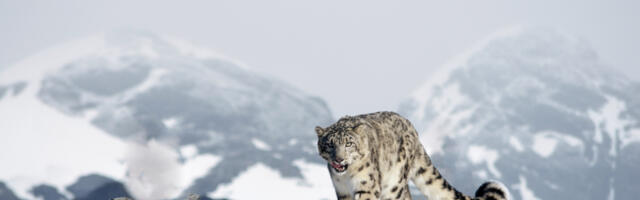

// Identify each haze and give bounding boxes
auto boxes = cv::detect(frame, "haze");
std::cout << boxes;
[1,0,638,117]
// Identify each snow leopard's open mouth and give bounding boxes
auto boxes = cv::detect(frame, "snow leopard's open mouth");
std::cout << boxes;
[330,161,348,172]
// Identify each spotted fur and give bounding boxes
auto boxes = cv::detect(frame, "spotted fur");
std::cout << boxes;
[316,111,509,200]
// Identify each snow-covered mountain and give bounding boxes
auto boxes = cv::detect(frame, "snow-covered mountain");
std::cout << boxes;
[399,27,640,200]
[0,31,335,199]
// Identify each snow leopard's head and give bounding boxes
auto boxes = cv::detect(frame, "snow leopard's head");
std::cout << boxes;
[315,117,370,174]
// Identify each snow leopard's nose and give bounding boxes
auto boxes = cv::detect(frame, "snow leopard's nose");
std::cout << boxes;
[335,157,344,163]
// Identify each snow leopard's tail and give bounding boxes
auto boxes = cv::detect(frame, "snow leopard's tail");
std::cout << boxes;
[409,147,509,200]
[473,181,509,200]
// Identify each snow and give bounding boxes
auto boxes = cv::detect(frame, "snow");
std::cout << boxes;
[124,140,182,199]
[607,179,615,200]
[621,129,640,148]
[129,68,168,95]
[515,175,541,200]
[509,136,525,152]
[410,28,529,156]
[588,96,632,157]
[473,170,489,180]
[209,160,334,200]
[104,67,168,105]
[124,140,221,200]
[0,79,218,200]
[180,145,198,158]
[251,138,272,151]
[178,144,221,191]
[410,26,525,116]
[178,154,220,195]
[557,134,584,147]
[417,83,476,155]
[0,84,127,199]
[532,133,558,158]
[162,117,179,129]
[531,131,584,157]
[411,63,457,121]
[466,145,501,178]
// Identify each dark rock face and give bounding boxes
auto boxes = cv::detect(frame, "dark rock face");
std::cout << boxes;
[0,181,20,200]
[66,174,119,199]
[31,184,68,200]
[63,174,131,200]
[0,81,27,99]
[399,28,640,199]
[76,181,132,200]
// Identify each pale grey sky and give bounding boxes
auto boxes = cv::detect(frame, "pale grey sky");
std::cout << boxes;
[1,0,639,117]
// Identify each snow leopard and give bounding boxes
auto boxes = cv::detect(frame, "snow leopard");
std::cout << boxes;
[315,111,508,200]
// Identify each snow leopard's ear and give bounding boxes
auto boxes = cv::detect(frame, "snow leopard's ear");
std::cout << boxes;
[353,124,368,135]
[315,126,326,137]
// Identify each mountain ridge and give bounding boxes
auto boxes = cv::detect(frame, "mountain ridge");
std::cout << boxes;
[0,30,334,200]
[399,26,640,200]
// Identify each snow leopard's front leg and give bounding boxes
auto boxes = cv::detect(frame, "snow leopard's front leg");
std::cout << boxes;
[349,160,381,200]
[351,172,380,199]
[329,164,353,200]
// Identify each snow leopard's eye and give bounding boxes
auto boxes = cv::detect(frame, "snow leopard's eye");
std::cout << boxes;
[345,142,353,147]
[325,141,334,149]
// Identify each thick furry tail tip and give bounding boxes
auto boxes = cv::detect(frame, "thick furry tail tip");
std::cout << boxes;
[474,181,510,200]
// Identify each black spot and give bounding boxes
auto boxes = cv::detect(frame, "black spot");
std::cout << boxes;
[366,162,370,167]
[426,178,433,185]
[361,181,367,185]
[338,194,348,199]
[395,188,404,199]
[442,181,452,190]
[490,188,506,198]
[391,186,398,192]
[374,191,380,198]
[358,166,364,172]
[475,182,491,196]
[454,190,466,200]
[369,173,375,181]
[402,164,409,180]
[485,196,498,200]
[478,188,506,198]
[355,190,370,195]
[435,173,442,180]
[475,182,505,198]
